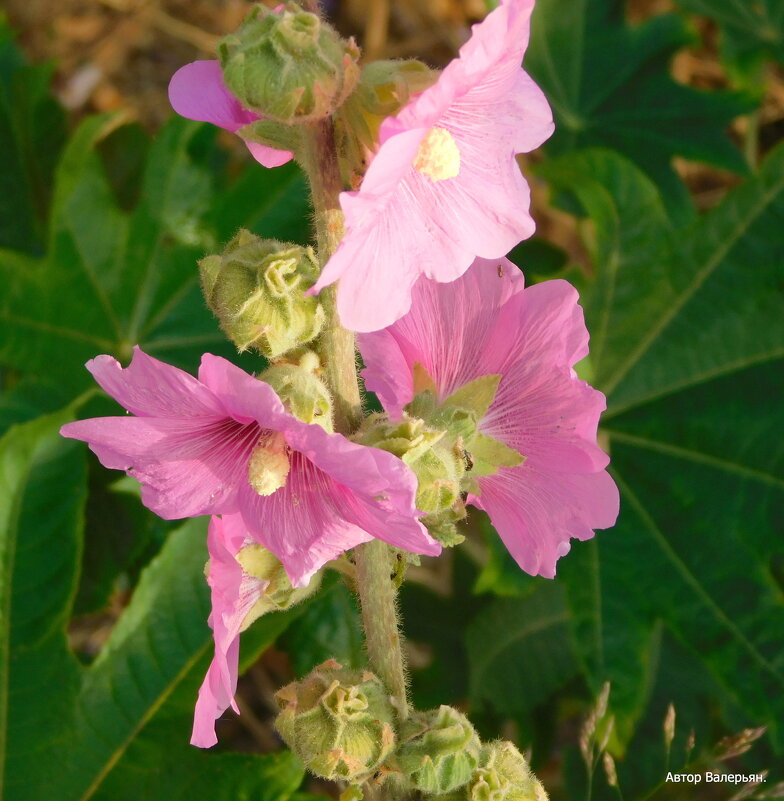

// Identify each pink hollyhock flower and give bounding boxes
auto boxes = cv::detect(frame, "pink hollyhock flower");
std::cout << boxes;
[168,60,292,168]
[192,515,268,748]
[60,347,439,586]
[311,0,554,332]
[358,259,619,578]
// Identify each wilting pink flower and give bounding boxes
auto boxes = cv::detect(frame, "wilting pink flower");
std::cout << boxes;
[168,60,292,168]
[192,515,268,748]
[359,259,619,577]
[61,347,439,585]
[311,0,554,332]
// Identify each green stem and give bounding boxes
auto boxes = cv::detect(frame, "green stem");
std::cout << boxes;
[354,539,409,720]
[301,118,409,719]
[301,119,362,433]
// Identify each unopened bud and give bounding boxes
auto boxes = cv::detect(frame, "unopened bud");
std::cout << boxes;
[261,361,333,431]
[236,541,321,623]
[469,742,548,801]
[200,231,324,359]
[397,706,482,795]
[355,413,463,518]
[219,3,360,123]
[336,60,438,179]
[275,660,396,783]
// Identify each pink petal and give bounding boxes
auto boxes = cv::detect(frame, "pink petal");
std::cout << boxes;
[192,516,269,747]
[85,347,224,418]
[168,60,292,168]
[245,140,295,168]
[470,467,619,578]
[168,61,258,132]
[359,259,619,576]
[197,353,291,429]
[238,461,375,587]
[61,415,259,519]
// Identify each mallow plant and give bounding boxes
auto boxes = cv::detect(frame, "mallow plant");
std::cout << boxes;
[61,1,619,797]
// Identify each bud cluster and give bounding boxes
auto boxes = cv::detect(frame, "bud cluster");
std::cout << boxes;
[274,664,547,799]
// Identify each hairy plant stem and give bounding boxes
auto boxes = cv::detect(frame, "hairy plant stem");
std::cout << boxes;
[354,539,410,719]
[301,119,362,434]
[302,118,410,720]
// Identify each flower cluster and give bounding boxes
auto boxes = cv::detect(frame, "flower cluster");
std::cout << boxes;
[62,0,619,776]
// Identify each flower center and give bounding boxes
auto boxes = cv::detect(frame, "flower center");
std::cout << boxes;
[248,431,291,496]
[413,127,461,182]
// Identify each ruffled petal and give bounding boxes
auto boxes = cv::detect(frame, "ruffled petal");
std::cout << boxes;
[86,347,224,418]
[237,456,375,587]
[197,353,292,430]
[192,516,269,747]
[469,467,619,578]
[238,432,440,587]
[283,420,439,555]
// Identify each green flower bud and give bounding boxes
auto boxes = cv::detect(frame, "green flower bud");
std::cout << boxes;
[397,706,482,795]
[260,359,333,432]
[237,543,321,625]
[219,3,360,123]
[335,60,438,181]
[468,742,548,801]
[275,660,396,783]
[421,501,467,548]
[200,230,324,359]
[355,413,463,518]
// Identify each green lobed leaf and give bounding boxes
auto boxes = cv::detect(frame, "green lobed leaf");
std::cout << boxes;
[540,145,784,751]
[0,114,310,397]
[4,453,308,801]
[525,0,754,218]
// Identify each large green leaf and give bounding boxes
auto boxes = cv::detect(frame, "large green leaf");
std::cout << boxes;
[466,582,579,718]
[525,0,753,217]
[0,114,310,397]
[1,409,84,800]
[538,146,784,751]
[5,447,308,801]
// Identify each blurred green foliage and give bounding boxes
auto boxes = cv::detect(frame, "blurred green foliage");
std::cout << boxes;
[1,2,782,800]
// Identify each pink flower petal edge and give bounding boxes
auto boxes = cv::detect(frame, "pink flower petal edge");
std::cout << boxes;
[312,0,554,332]
[168,60,292,168]
[358,258,619,577]
[192,515,268,748]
